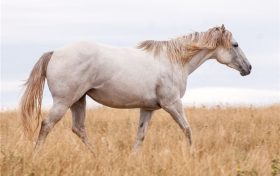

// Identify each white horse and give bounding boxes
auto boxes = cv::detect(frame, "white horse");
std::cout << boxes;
[20,25,251,153]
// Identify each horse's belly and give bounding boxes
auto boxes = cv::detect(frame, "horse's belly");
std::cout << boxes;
[86,88,160,109]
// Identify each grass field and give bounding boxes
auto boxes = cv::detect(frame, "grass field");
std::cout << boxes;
[1,105,280,176]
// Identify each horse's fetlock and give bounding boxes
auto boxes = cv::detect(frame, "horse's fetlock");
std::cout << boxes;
[72,127,77,133]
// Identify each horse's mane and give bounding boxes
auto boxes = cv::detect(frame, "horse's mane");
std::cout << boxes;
[137,25,232,64]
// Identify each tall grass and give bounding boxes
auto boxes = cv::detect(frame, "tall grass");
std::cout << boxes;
[1,106,280,176]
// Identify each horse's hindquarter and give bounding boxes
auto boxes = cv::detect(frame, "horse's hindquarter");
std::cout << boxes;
[47,42,162,109]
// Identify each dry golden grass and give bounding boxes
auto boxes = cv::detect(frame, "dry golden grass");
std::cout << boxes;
[1,105,280,176]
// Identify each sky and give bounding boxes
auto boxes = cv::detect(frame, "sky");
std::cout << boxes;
[1,0,280,109]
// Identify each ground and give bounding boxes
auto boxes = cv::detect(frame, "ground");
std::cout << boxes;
[1,105,280,176]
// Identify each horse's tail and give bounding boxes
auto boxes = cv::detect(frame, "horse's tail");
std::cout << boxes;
[20,51,53,139]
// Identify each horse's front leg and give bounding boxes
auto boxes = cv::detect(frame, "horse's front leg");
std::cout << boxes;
[162,99,192,145]
[132,109,154,152]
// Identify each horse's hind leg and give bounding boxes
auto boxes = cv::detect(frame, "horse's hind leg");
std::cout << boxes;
[70,96,95,153]
[35,102,68,153]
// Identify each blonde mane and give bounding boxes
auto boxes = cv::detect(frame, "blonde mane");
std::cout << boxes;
[137,25,232,64]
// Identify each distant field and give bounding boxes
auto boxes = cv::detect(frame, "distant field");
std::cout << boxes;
[1,106,280,176]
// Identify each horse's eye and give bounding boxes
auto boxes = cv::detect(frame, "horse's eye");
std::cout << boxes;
[233,43,238,48]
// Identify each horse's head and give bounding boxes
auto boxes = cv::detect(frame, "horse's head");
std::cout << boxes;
[213,25,252,76]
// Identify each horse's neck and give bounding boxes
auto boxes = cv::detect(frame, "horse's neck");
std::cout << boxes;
[184,49,213,75]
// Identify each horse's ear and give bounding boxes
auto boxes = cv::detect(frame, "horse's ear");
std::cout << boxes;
[221,24,226,33]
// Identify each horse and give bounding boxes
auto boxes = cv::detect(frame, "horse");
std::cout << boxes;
[20,25,251,153]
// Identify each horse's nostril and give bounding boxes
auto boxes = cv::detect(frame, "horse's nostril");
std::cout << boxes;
[249,65,252,70]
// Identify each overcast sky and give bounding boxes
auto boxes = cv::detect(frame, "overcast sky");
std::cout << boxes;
[1,0,280,109]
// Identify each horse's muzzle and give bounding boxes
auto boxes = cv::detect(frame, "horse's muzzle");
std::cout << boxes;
[240,64,252,76]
